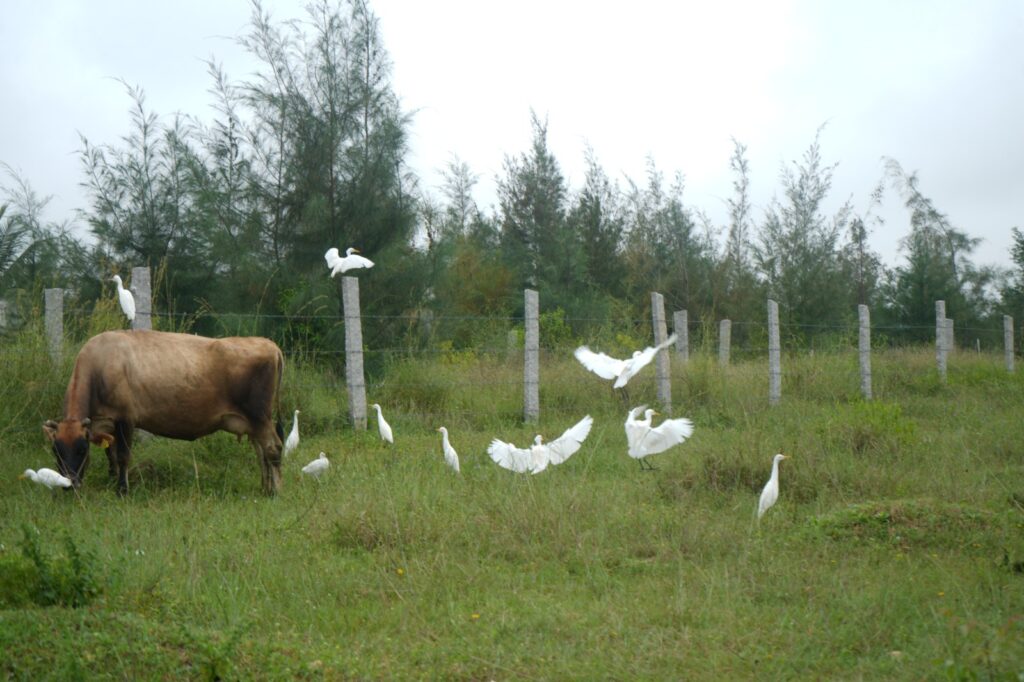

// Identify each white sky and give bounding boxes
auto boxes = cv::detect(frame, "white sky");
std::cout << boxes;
[2,0,1022,269]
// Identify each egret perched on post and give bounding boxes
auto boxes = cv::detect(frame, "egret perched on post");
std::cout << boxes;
[283,409,300,458]
[111,275,136,323]
[574,334,678,389]
[370,403,394,444]
[302,452,330,478]
[757,453,788,519]
[487,415,594,474]
[324,247,374,277]
[437,427,460,473]
[624,406,694,470]
[19,468,73,490]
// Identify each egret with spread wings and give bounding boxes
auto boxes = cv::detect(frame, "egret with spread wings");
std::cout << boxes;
[624,406,694,470]
[488,415,594,474]
[574,334,677,389]
[325,247,374,277]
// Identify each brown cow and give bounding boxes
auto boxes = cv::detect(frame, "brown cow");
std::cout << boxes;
[43,330,286,495]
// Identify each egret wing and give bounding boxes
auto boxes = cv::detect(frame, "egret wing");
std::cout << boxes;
[488,439,533,473]
[613,334,678,388]
[630,417,693,457]
[344,254,375,271]
[544,415,594,465]
[758,480,778,518]
[574,346,625,380]
[119,290,136,322]
[624,405,648,452]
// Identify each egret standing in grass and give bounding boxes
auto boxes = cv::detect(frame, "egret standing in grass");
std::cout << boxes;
[111,275,135,324]
[20,468,73,490]
[437,427,460,473]
[302,452,330,478]
[283,409,300,458]
[625,407,694,470]
[370,403,394,444]
[757,453,788,519]
[487,415,594,475]
[325,247,374,277]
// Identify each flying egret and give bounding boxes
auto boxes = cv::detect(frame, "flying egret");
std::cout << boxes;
[283,409,300,458]
[302,452,330,478]
[111,275,136,323]
[437,427,460,473]
[488,415,594,475]
[625,407,694,470]
[20,468,73,490]
[574,333,678,389]
[370,403,394,444]
[757,453,788,519]
[324,247,374,277]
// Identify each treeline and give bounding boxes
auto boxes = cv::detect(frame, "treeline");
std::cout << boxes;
[1,0,1022,354]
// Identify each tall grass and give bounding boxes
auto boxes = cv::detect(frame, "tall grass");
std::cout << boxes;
[1,320,1023,679]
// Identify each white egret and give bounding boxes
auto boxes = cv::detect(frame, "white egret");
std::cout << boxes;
[370,403,394,444]
[488,415,594,475]
[20,468,73,489]
[302,452,330,478]
[625,407,694,470]
[437,427,460,473]
[111,275,136,323]
[574,334,678,389]
[757,453,788,519]
[324,247,374,277]
[283,409,300,458]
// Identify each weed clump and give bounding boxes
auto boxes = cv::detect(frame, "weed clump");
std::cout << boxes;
[809,499,992,548]
[0,525,102,608]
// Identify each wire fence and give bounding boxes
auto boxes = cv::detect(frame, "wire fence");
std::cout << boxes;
[0,276,1018,442]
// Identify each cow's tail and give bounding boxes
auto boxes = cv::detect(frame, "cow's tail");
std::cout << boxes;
[274,346,285,442]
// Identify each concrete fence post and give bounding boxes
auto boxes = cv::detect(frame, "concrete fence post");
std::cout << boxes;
[342,276,367,430]
[718,319,731,366]
[651,292,671,414]
[936,300,947,382]
[1005,315,1014,373]
[858,304,872,400]
[673,310,689,362]
[945,318,955,355]
[768,299,781,405]
[523,289,540,423]
[44,288,64,363]
[131,266,152,330]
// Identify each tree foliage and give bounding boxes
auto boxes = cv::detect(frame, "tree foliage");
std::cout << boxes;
[0,2,1009,351]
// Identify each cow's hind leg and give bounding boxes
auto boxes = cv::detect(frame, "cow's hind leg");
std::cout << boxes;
[250,422,283,496]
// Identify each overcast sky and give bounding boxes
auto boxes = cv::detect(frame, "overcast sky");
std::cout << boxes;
[2,0,1022,269]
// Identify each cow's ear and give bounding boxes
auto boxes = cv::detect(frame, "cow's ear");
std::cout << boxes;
[42,420,58,441]
[93,433,114,449]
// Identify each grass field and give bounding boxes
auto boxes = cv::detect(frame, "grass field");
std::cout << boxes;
[1,334,1023,679]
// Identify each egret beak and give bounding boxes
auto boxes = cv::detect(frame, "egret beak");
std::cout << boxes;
[352,248,361,254]
[18,473,27,480]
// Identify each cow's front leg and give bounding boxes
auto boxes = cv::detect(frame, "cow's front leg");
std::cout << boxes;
[113,420,134,496]
[105,444,117,481]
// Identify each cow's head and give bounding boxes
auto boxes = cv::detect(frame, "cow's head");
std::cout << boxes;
[42,418,95,488]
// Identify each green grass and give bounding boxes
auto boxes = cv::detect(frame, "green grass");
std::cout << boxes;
[2,340,1024,679]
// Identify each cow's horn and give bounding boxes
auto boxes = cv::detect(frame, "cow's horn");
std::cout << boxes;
[80,418,91,428]
[44,420,58,429]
